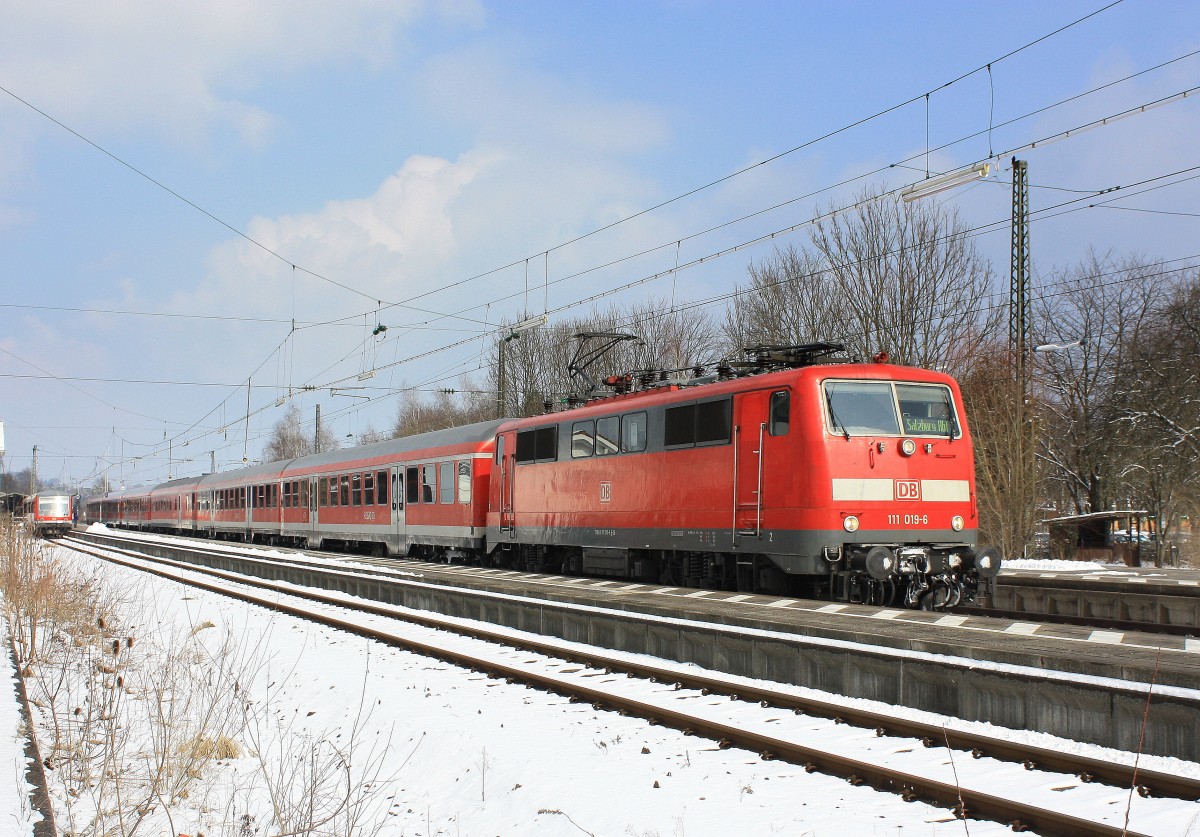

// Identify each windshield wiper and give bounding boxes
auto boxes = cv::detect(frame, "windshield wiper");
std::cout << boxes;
[826,391,850,441]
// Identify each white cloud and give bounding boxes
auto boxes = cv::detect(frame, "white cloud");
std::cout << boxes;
[0,0,481,147]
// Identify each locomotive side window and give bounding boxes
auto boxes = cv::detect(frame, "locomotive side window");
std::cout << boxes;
[664,404,695,447]
[769,391,790,436]
[595,417,619,455]
[695,398,731,444]
[516,426,559,463]
[823,381,901,436]
[457,460,471,503]
[406,466,419,504]
[621,412,647,452]
[516,430,536,463]
[896,383,961,437]
[667,398,731,447]
[571,421,594,458]
[537,426,558,460]
[439,462,453,504]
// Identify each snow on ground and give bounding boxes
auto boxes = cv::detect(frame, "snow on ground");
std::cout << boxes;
[8,538,1200,835]
[1,617,40,837]
[1002,558,1110,572]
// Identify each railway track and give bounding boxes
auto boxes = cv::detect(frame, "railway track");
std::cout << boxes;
[55,533,1200,836]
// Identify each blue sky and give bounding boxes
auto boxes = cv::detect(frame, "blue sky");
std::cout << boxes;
[2,0,1198,490]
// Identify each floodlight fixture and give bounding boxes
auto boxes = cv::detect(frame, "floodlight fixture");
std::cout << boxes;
[509,313,549,335]
[901,162,991,203]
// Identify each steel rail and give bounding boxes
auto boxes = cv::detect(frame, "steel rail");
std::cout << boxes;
[59,536,1162,837]
[65,532,1200,803]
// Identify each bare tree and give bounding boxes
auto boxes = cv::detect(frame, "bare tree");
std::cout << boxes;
[959,345,1038,560]
[726,188,998,375]
[262,404,339,462]
[494,300,718,417]
[1034,251,1159,516]
[391,378,494,437]
[1107,268,1200,562]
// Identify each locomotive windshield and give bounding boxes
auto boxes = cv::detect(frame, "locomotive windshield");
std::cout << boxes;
[38,496,70,517]
[824,380,960,438]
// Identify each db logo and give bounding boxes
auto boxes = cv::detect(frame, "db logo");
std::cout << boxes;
[599,482,612,503]
[895,480,921,501]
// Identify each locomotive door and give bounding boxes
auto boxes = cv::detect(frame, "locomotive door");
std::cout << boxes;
[391,467,406,551]
[498,433,516,535]
[734,389,773,537]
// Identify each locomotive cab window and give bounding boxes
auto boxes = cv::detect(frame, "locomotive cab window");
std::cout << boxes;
[769,391,790,436]
[896,383,961,438]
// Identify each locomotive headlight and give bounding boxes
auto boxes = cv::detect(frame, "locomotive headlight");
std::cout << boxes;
[951,515,964,531]
[843,515,860,532]
[900,438,917,456]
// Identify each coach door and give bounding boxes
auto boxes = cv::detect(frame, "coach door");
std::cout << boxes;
[391,467,406,550]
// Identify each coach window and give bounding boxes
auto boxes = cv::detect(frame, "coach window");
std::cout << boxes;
[301,480,310,508]
[457,460,471,503]
[406,466,420,504]
[376,471,388,505]
[362,472,374,506]
[571,421,594,458]
[352,473,362,506]
[438,462,453,504]
[621,412,647,452]
[318,478,328,507]
[595,416,618,456]
[769,391,790,436]
[421,465,436,503]
[331,477,341,507]
[341,475,351,507]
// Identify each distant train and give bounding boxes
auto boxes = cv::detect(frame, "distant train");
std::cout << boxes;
[20,493,75,538]
[84,345,1000,609]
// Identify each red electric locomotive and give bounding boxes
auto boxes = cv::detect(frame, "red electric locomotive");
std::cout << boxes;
[486,344,999,608]
[83,344,998,609]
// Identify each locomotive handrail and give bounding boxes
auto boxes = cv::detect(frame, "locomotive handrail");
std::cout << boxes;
[755,421,765,538]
